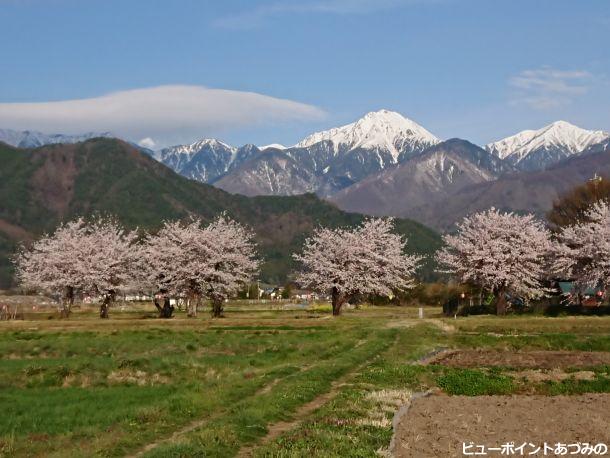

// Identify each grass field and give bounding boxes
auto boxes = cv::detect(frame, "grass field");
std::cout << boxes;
[1,303,609,457]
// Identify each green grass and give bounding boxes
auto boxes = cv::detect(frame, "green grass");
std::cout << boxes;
[0,307,401,457]
[436,368,516,395]
[1,306,610,457]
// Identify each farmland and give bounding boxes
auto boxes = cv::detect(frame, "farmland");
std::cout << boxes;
[1,304,610,457]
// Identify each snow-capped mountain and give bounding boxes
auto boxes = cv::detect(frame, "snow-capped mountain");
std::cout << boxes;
[155,139,260,183]
[296,109,439,163]
[283,110,440,195]
[0,128,113,148]
[153,110,441,196]
[486,121,609,171]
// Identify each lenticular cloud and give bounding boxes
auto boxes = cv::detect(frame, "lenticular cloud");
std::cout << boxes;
[0,85,325,147]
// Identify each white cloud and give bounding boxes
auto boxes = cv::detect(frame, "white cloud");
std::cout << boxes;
[0,85,325,147]
[214,0,431,29]
[138,137,156,149]
[508,67,592,110]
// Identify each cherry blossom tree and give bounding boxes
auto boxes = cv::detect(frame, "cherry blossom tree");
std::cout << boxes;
[552,200,610,298]
[201,216,260,317]
[139,219,203,318]
[436,208,552,315]
[14,219,89,318]
[77,218,139,318]
[140,216,259,318]
[293,218,421,316]
[14,217,138,318]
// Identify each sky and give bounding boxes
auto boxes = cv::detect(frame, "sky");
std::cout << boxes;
[0,0,609,149]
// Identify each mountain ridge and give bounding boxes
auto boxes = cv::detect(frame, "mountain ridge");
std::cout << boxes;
[0,128,113,148]
[331,138,515,218]
[0,138,441,287]
[145,110,441,196]
[486,120,609,171]
[405,145,610,231]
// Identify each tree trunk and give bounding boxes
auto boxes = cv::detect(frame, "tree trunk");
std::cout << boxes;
[154,296,174,318]
[331,287,346,316]
[162,297,174,318]
[153,297,163,315]
[211,299,224,318]
[99,301,110,319]
[60,286,74,318]
[99,296,110,319]
[99,290,116,319]
[186,294,198,318]
[495,286,508,316]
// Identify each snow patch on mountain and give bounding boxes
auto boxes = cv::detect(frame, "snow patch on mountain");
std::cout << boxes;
[259,143,287,150]
[296,109,440,162]
[162,138,236,158]
[486,121,609,170]
[0,128,113,148]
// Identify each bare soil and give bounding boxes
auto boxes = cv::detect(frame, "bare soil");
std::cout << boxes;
[510,369,597,383]
[429,349,610,369]
[395,393,610,457]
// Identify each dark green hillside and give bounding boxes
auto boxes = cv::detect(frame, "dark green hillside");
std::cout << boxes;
[0,139,441,287]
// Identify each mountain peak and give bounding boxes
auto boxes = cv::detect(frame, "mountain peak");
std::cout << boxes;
[361,108,403,120]
[549,120,572,128]
[192,138,235,150]
[260,143,287,151]
[163,138,237,158]
[486,121,609,170]
[295,109,439,161]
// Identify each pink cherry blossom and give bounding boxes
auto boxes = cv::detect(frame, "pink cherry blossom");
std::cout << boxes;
[436,208,552,314]
[294,218,421,315]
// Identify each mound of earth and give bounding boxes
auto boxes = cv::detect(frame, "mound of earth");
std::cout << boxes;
[395,393,610,457]
[428,349,610,369]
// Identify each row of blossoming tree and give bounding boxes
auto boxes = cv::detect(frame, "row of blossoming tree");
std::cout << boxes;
[13,216,421,318]
[437,202,610,314]
[14,216,260,319]
[13,199,610,318]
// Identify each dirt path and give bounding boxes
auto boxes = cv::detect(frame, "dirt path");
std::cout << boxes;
[130,333,403,457]
[236,354,382,458]
[127,366,308,457]
[128,351,379,458]
[128,410,222,458]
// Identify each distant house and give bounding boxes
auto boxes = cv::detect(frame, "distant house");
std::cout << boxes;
[261,287,285,300]
[125,294,153,302]
[557,281,604,306]
[292,289,317,301]
[270,287,284,300]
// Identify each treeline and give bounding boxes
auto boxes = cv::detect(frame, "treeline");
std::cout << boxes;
[13,216,420,318]
[13,183,610,318]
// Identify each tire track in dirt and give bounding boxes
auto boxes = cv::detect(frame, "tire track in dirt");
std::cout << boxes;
[236,337,398,458]
[127,366,309,458]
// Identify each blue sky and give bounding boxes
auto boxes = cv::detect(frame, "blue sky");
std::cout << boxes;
[0,0,609,148]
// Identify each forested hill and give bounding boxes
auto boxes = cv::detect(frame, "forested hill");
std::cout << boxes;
[0,138,441,287]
